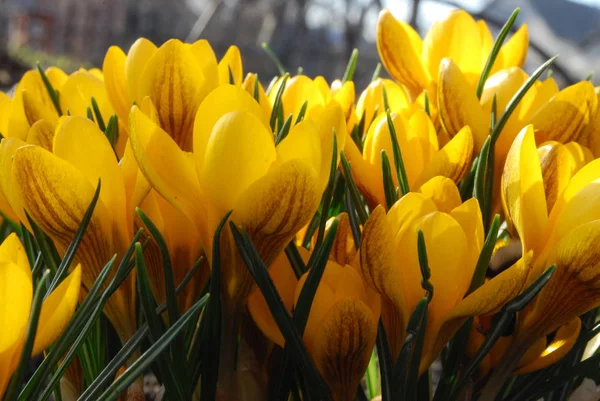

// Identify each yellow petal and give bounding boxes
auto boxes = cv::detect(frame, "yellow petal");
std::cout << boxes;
[477,20,494,67]
[418,176,462,213]
[103,46,130,124]
[138,39,211,151]
[526,219,600,338]
[218,45,243,85]
[128,106,206,236]
[313,102,347,190]
[0,259,33,392]
[0,92,11,135]
[125,38,157,103]
[342,136,382,208]
[356,79,410,130]
[450,198,484,269]
[516,317,581,374]
[22,89,58,126]
[423,10,482,83]
[414,125,473,188]
[26,120,55,151]
[528,81,597,144]
[247,251,301,346]
[225,159,320,304]
[502,125,548,254]
[276,120,321,177]
[201,111,276,211]
[329,213,357,267]
[432,255,531,366]
[242,73,272,118]
[494,24,529,73]
[309,297,377,401]
[60,71,114,122]
[281,75,326,121]
[188,39,219,90]
[193,84,270,162]
[376,9,430,96]
[0,138,29,225]
[437,59,488,150]
[537,141,577,212]
[396,212,470,370]
[332,81,355,117]
[32,265,82,355]
[53,117,130,240]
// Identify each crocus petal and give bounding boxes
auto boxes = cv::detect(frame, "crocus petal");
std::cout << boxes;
[423,10,482,83]
[129,106,206,235]
[526,219,600,338]
[0,138,29,226]
[516,317,581,374]
[125,38,157,104]
[218,45,243,85]
[494,24,529,73]
[329,213,357,267]
[0,260,33,395]
[309,297,377,401]
[188,39,219,88]
[528,81,597,144]
[193,84,270,162]
[281,75,326,120]
[22,89,58,126]
[26,120,55,151]
[355,79,410,129]
[396,212,470,370]
[60,71,114,122]
[450,198,484,269]
[201,111,276,211]
[376,9,430,96]
[0,92,10,135]
[537,142,577,212]
[314,101,347,190]
[477,20,494,66]
[242,73,272,118]
[433,255,531,365]
[32,265,81,355]
[103,46,130,123]
[247,250,302,346]
[276,120,322,179]
[53,116,130,239]
[342,137,381,208]
[414,125,473,188]
[437,59,488,150]
[138,39,211,151]
[418,176,462,213]
[502,125,548,254]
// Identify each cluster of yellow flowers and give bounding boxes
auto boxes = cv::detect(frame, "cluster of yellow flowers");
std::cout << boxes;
[1,8,600,401]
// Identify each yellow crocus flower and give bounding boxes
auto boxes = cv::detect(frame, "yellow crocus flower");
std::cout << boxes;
[129,84,327,307]
[377,8,528,99]
[5,117,138,343]
[242,73,272,118]
[248,249,380,401]
[354,78,411,134]
[0,233,81,396]
[103,38,220,151]
[343,107,473,208]
[218,45,243,86]
[359,176,483,370]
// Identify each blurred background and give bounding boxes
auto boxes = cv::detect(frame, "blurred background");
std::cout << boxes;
[0,0,599,92]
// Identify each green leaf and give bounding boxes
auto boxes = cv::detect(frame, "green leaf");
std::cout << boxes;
[371,63,382,82]
[261,42,286,76]
[198,210,231,401]
[229,223,332,400]
[475,8,521,98]
[135,242,186,401]
[228,65,235,85]
[381,150,397,210]
[344,185,362,247]
[46,179,101,296]
[79,254,203,401]
[95,294,210,401]
[295,100,309,125]
[313,134,337,250]
[253,74,260,102]
[472,136,491,212]
[91,96,106,132]
[342,49,359,83]
[366,351,380,399]
[25,214,61,277]
[285,241,307,279]
[104,114,119,150]
[377,321,393,401]
[37,63,61,115]
[270,73,290,132]
[275,114,293,145]
[385,110,410,196]
[340,153,369,225]
[5,270,51,401]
